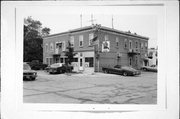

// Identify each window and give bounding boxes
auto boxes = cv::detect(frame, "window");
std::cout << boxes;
[89,33,94,46]
[50,42,54,51]
[135,56,138,65]
[105,35,108,41]
[70,36,74,47]
[145,42,148,50]
[129,57,132,66]
[73,58,78,62]
[135,41,138,49]
[50,58,53,65]
[62,41,66,51]
[141,42,144,50]
[79,35,83,47]
[80,58,83,66]
[60,58,64,63]
[45,44,48,52]
[46,58,49,64]
[129,40,132,49]
[116,37,119,47]
[85,57,94,67]
[124,39,127,49]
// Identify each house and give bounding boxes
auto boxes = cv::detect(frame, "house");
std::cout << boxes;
[43,24,149,72]
[148,47,158,66]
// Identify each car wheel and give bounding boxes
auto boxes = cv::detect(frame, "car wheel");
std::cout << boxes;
[123,72,127,76]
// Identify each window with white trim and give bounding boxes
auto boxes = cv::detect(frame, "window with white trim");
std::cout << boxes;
[124,39,127,49]
[79,35,83,47]
[105,35,108,41]
[116,37,119,47]
[141,42,144,50]
[62,41,66,51]
[145,42,148,50]
[45,44,48,52]
[129,40,132,49]
[89,33,94,46]
[129,57,132,66]
[70,36,74,47]
[50,42,54,51]
[135,41,138,49]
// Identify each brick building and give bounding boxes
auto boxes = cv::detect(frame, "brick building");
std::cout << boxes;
[43,24,149,72]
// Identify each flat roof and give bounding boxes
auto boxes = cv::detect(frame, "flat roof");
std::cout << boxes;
[43,25,149,40]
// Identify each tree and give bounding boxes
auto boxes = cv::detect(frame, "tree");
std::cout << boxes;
[23,16,50,62]
[65,41,76,65]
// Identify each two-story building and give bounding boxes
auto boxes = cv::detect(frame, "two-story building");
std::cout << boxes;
[43,24,149,72]
[148,47,158,66]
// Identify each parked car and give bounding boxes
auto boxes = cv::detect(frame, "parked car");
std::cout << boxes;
[48,63,73,74]
[141,65,157,72]
[102,65,141,76]
[23,63,37,81]
[28,60,48,70]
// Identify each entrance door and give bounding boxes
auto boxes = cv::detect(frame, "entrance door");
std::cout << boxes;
[79,58,83,71]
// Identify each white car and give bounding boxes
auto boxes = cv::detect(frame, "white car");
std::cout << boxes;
[141,65,157,72]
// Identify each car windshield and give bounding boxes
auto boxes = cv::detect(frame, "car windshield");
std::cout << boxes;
[122,66,135,70]
[23,64,31,70]
[51,63,63,67]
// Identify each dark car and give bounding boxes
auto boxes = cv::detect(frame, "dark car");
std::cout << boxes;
[23,63,37,81]
[141,65,157,72]
[102,65,141,76]
[28,60,48,70]
[48,63,73,74]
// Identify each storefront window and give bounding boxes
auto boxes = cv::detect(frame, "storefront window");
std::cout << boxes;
[85,57,94,67]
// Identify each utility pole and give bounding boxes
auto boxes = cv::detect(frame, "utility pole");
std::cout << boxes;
[112,15,114,29]
[89,14,96,25]
[80,14,82,28]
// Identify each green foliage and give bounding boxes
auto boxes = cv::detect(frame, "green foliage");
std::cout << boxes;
[65,41,76,65]
[23,16,50,63]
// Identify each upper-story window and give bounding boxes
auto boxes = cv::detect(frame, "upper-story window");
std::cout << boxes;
[124,39,127,49]
[50,42,54,51]
[116,37,119,47]
[135,41,138,49]
[105,35,108,41]
[129,40,132,49]
[45,43,48,52]
[70,36,74,47]
[62,41,66,51]
[145,42,148,50]
[79,35,83,47]
[89,33,94,46]
[141,42,144,50]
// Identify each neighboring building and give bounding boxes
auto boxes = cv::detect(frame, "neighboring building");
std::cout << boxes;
[43,24,149,72]
[148,47,158,66]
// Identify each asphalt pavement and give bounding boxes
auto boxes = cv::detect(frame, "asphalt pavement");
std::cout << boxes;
[23,71,157,104]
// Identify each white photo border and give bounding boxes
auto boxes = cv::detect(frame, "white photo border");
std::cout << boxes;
[1,1,179,119]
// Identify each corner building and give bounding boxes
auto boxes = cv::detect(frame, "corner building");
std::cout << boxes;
[43,25,149,72]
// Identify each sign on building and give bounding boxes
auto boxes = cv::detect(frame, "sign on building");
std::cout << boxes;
[102,41,110,52]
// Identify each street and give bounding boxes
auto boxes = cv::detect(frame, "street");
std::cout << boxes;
[23,71,157,104]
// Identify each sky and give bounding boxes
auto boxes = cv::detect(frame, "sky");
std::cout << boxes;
[26,13,157,48]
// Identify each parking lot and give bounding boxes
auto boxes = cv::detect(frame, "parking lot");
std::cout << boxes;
[23,71,157,104]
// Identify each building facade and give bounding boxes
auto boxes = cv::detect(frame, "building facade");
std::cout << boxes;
[43,25,149,72]
[148,48,158,66]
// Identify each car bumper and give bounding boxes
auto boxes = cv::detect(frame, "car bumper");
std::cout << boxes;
[23,75,37,80]
[49,69,58,73]
[132,71,141,75]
